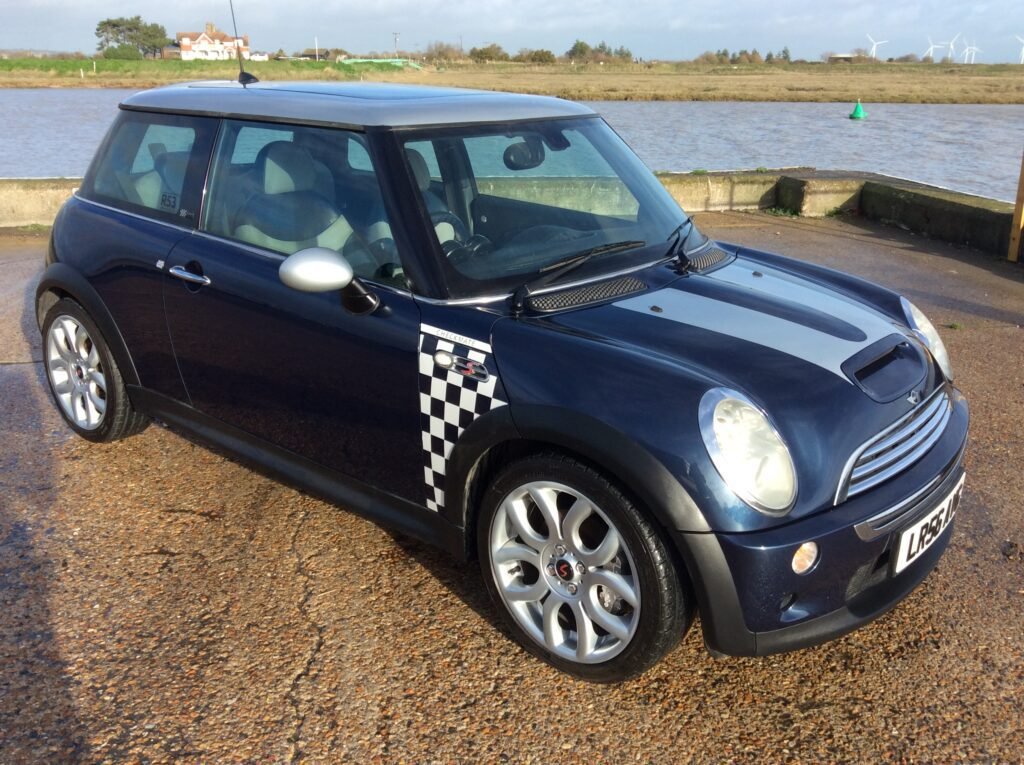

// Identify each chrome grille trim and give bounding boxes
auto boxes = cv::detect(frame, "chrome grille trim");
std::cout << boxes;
[835,386,952,504]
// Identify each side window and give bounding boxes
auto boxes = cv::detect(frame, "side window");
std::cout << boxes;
[82,111,216,225]
[202,120,403,287]
[346,138,373,171]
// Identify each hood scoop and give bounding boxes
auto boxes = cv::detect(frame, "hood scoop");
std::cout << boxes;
[841,334,929,402]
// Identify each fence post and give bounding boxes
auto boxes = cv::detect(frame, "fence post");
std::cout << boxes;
[1010,148,1024,263]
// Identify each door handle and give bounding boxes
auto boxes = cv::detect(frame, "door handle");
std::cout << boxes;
[169,265,211,287]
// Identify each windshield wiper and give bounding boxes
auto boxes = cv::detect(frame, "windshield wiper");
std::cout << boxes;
[510,240,646,314]
[664,220,695,272]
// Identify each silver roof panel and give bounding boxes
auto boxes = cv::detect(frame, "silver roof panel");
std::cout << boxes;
[120,81,595,128]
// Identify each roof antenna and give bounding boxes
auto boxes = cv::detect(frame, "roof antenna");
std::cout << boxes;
[228,0,259,86]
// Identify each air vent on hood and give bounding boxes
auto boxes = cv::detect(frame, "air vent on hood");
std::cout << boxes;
[688,247,732,273]
[527,276,646,312]
[841,334,929,402]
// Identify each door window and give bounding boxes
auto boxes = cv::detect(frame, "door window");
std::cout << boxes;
[202,120,402,285]
[82,112,216,225]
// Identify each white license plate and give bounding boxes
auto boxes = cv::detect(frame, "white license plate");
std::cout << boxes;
[894,474,965,574]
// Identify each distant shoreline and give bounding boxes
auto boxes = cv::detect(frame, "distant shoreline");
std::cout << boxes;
[1,59,1022,104]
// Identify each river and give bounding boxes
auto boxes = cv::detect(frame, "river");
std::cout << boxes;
[2,88,1022,201]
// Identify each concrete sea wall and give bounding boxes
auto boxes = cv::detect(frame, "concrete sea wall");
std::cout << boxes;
[1,172,1019,259]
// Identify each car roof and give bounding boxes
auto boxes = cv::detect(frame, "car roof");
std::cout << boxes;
[120,81,596,129]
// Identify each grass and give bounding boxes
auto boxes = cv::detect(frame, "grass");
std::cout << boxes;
[0,58,1022,103]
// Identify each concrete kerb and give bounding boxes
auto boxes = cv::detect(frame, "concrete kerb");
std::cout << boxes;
[0,172,1019,259]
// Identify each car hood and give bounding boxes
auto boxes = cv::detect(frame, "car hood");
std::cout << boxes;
[498,254,941,521]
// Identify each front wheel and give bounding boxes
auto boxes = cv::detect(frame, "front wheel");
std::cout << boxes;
[477,453,692,681]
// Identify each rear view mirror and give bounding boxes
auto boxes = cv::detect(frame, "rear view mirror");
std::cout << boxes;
[279,247,354,292]
[503,137,545,171]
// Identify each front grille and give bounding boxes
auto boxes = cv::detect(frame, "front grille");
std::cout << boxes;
[837,387,952,503]
[527,276,646,312]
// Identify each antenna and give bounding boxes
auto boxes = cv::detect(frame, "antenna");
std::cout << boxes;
[229,0,259,86]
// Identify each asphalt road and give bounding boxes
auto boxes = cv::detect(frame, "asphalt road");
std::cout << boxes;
[1,213,1022,763]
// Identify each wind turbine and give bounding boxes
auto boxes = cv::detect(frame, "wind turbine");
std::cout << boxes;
[866,33,888,60]
[1017,35,1024,65]
[923,37,942,60]
[962,41,980,64]
[945,33,960,62]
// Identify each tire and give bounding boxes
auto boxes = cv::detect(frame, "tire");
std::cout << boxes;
[41,298,148,443]
[477,452,692,682]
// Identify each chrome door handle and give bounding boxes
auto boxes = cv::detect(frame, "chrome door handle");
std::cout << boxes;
[169,265,211,287]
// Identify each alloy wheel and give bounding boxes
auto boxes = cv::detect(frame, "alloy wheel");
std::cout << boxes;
[488,481,641,663]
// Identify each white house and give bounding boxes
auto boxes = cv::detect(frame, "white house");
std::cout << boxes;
[175,23,250,61]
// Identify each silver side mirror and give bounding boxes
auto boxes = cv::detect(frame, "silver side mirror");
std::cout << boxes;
[279,248,354,292]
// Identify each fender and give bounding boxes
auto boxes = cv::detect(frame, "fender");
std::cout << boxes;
[35,261,141,388]
[443,403,712,538]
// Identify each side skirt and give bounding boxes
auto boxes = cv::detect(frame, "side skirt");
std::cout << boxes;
[128,386,468,560]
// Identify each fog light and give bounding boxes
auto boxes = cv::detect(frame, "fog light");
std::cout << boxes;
[792,542,819,575]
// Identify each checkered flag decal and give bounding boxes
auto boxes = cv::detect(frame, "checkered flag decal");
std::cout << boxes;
[419,324,506,512]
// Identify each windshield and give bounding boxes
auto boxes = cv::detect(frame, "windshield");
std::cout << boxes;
[400,116,692,299]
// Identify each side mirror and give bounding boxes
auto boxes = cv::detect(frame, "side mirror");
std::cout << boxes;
[279,247,354,292]
[279,247,380,315]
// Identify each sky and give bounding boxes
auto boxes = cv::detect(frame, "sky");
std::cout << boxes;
[3,0,1024,63]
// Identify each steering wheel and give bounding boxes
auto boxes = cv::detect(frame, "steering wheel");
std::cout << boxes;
[431,211,471,244]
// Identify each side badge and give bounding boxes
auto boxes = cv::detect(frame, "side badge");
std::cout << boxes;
[434,350,490,382]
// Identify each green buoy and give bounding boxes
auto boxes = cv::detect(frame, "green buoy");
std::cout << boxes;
[849,100,866,120]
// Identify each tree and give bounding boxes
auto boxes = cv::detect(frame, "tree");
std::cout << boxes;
[765,51,775,63]
[95,16,169,57]
[425,41,463,62]
[780,46,791,62]
[566,40,591,60]
[102,44,144,60]
[468,43,509,62]
[513,48,556,64]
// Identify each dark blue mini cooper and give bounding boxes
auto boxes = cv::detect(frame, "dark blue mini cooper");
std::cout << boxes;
[39,82,968,681]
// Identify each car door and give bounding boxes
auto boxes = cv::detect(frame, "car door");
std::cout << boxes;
[69,110,217,400]
[162,119,426,505]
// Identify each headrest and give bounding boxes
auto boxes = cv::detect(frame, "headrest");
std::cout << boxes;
[405,149,431,192]
[155,152,189,193]
[257,141,317,195]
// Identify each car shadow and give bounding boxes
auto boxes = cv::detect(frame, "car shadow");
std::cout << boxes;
[0,262,87,760]
[815,214,1024,326]
[384,529,504,628]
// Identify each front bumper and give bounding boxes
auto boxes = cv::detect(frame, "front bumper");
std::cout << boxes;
[675,389,968,657]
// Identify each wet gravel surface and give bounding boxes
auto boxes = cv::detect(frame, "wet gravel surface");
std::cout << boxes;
[1,216,1022,763]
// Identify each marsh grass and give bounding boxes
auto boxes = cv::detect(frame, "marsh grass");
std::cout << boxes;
[1,59,1021,104]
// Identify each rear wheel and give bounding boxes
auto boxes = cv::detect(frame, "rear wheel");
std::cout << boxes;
[478,452,692,681]
[42,298,148,442]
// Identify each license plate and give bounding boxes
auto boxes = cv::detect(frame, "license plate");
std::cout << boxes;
[894,474,965,574]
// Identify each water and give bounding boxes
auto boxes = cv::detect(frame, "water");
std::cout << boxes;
[1,89,1022,202]
[589,101,1024,202]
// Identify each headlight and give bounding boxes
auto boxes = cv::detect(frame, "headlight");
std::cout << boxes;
[698,388,797,515]
[900,297,953,381]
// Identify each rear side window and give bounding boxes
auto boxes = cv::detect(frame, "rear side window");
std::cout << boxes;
[81,111,217,226]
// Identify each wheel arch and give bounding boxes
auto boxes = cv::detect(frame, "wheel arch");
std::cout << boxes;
[36,262,141,388]
[443,404,712,560]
